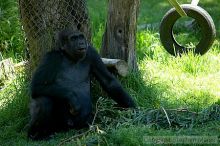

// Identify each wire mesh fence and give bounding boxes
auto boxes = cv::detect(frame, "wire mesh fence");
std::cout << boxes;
[18,0,91,68]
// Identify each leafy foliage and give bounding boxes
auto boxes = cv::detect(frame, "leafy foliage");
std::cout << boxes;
[0,0,25,61]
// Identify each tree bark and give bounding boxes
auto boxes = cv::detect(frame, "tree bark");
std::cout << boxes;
[19,0,91,71]
[101,0,140,71]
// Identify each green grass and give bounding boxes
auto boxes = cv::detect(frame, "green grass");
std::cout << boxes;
[1,0,220,145]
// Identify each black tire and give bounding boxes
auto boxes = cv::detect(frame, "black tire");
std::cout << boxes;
[159,4,216,56]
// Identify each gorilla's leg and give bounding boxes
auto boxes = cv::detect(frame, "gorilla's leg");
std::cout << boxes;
[28,96,54,140]
[70,96,93,129]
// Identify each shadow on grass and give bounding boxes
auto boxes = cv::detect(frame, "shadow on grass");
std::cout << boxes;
[0,71,219,145]
[0,74,29,145]
[119,71,173,108]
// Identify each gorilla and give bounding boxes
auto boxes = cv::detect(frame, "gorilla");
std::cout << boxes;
[28,29,136,140]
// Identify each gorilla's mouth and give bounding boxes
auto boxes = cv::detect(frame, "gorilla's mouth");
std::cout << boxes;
[77,48,86,53]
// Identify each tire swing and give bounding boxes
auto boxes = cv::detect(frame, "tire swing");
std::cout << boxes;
[159,4,216,56]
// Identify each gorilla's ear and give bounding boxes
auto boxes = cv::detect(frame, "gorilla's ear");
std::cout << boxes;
[55,32,62,50]
[55,28,74,49]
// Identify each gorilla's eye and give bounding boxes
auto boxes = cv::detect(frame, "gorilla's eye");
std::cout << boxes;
[70,35,78,41]
[78,34,84,39]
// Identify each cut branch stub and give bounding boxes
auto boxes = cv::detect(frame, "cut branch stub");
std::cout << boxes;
[10,58,128,77]
[101,58,128,77]
[0,58,15,81]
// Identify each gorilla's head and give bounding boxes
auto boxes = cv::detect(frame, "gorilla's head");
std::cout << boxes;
[58,29,88,61]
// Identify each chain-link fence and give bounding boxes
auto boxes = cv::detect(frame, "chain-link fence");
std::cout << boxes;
[18,0,91,69]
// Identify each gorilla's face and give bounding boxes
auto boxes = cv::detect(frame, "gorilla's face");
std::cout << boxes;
[61,31,88,61]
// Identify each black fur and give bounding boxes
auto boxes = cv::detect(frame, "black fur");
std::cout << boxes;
[28,29,136,140]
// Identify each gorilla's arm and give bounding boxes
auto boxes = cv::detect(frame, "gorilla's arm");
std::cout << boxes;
[31,51,80,110]
[89,47,136,108]
[31,51,70,98]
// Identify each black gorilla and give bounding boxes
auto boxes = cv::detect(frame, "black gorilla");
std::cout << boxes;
[28,29,136,140]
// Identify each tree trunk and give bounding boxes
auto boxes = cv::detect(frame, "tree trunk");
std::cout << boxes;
[101,0,140,71]
[19,0,91,71]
